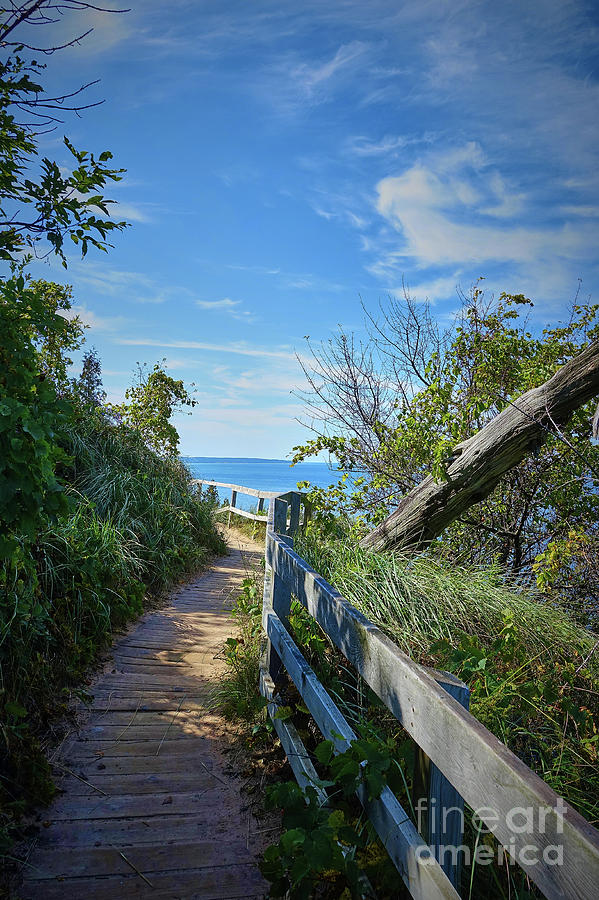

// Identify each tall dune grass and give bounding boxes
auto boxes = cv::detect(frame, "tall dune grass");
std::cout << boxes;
[295,531,594,663]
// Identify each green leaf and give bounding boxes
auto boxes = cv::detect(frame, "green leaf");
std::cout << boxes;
[5,702,27,719]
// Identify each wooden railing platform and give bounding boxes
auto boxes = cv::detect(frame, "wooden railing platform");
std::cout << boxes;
[193,479,310,528]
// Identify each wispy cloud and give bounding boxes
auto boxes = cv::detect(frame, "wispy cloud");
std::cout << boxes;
[227,264,281,276]
[373,143,595,270]
[259,40,374,113]
[397,274,463,304]
[345,133,435,157]
[71,262,169,304]
[292,41,369,96]
[116,337,297,361]
[111,201,154,224]
[60,304,126,332]
[196,297,256,322]
[226,262,346,293]
[196,298,241,310]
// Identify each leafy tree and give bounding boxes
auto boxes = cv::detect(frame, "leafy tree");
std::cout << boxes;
[74,346,106,407]
[293,287,599,614]
[0,5,128,264]
[0,274,82,556]
[115,360,197,458]
[27,279,85,392]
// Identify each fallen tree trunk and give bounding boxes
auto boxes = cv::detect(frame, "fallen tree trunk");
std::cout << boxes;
[360,340,599,553]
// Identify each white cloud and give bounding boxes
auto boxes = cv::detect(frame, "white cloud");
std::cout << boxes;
[261,40,373,112]
[397,274,462,304]
[560,205,599,218]
[60,304,126,332]
[116,337,297,361]
[196,298,241,310]
[111,202,153,224]
[373,144,595,269]
[292,41,369,96]
[346,133,435,157]
[226,262,346,294]
[227,264,281,275]
[196,297,256,322]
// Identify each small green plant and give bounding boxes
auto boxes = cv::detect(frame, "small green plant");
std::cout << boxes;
[214,573,268,723]
[260,736,396,899]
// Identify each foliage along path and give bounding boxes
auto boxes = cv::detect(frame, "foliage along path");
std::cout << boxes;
[20,531,268,899]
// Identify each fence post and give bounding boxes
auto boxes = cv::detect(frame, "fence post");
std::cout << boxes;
[273,496,288,535]
[227,488,237,529]
[302,498,311,527]
[262,498,292,684]
[414,674,470,889]
[288,492,301,536]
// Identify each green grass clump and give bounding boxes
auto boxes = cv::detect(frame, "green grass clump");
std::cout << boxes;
[0,415,225,857]
[213,573,267,724]
[295,531,592,661]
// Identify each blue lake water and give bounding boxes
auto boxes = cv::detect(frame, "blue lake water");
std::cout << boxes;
[182,457,337,509]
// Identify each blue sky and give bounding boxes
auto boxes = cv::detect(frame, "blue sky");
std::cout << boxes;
[23,0,599,457]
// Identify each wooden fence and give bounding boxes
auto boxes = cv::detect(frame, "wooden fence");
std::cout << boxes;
[259,491,599,900]
[193,479,309,530]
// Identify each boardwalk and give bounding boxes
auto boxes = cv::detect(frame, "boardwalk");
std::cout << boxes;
[20,533,268,900]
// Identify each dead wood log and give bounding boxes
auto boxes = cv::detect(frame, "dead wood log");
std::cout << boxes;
[360,340,599,553]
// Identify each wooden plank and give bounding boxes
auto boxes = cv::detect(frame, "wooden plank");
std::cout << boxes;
[109,647,188,661]
[62,738,216,759]
[36,812,242,848]
[20,864,267,900]
[55,771,219,796]
[415,675,469,889]
[107,663,195,677]
[273,496,288,534]
[73,697,207,713]
[110,657,192,668]
[56,752,216,776]
[215,505,268,522]
[91,676,204,691]
[45,787,234,821]
[192,479,281,499]
[27,840,252,879]
[80,687,205,699]
[74,710,206,726]
[288,492,301,535]
[267,532,599,900]
[266,613,458,900]
[263,550,292,683]
[76,722,216,742]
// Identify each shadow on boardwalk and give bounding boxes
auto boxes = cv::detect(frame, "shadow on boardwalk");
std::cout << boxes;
[19,532,269,900]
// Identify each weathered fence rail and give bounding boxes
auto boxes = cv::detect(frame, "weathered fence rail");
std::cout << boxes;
[193,479,310,530]
[259,491,599,900]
